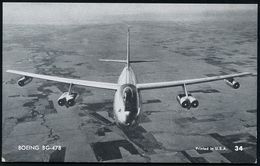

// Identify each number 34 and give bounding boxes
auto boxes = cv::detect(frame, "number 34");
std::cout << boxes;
[235,146,243,151]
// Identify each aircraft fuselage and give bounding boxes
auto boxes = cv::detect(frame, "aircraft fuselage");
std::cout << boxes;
[113,65,141,127]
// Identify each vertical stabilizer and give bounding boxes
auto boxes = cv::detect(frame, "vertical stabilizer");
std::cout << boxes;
[99,26,157,65]
[127,27,130,68]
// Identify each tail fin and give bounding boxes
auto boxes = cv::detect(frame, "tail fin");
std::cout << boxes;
[99,26,130,67]
[99,27,158,65]
[126,26,130,68]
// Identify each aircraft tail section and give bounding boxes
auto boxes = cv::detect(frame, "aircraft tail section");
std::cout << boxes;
[126,26,130,68]
[99,59,157,63]
[99,27,130,67]
[99,59,126,63]
[99,27,157,66]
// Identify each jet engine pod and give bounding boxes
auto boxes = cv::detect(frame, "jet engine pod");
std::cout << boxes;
[67,99,75,106]
[177,94,190,108]
[67,99,75,107]
[224,79,240,89]
[188,95,199,108]
[58,98,66,106]
[66,93,78,107]
[18,76,33,87]
[57,92,68,106]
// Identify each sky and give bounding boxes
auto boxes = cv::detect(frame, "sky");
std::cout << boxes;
[3,3,257,25]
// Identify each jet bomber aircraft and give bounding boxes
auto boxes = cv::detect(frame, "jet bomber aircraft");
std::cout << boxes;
[6,27,256,128]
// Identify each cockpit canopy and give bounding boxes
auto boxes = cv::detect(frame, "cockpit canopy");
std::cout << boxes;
[123,87,134,102]
[121,84,138,113]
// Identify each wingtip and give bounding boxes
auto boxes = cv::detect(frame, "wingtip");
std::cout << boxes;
[6,69,17,73]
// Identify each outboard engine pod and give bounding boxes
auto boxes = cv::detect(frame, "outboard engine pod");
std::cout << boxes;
[18,76,33,87]
[224,79,240,89]
[233,82,240,89]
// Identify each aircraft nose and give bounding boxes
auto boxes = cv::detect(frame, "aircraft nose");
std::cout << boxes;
[117,110,136,126]
[125,113,135,125]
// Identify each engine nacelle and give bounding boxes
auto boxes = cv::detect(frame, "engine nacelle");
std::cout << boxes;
[57,92,78,107]
[177,94,190,108]
[187,95,199,108]
[18,76,33,87]
[224,79,240,89]
[57,92,68,106]
[66,93,77,106]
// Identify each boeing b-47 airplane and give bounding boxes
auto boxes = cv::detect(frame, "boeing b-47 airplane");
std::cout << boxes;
[7,28,256,127]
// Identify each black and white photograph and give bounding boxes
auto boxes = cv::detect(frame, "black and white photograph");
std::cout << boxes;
[2,3,257,163]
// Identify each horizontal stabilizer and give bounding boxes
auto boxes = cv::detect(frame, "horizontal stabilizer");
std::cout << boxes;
[99,59,126,63]
[99,59,158,64]
[130,60,158,63]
